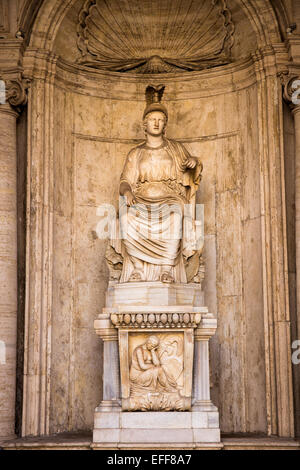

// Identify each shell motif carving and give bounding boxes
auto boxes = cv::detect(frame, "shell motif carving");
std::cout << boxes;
[282,74,300,107]
[77,0,234,73]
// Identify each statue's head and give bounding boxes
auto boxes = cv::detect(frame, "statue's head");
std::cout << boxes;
[146,335,160,350]
[143,84,168,137]
[143,110,167,137]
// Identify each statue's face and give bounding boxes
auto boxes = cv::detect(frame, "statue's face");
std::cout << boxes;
[146,338,158,350]
[145,111,166,136]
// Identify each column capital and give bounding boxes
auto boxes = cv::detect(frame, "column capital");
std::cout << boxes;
[280,72,300,112]
[0,75,30,113]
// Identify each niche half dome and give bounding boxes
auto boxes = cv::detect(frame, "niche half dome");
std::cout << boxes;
[77,0,235,73]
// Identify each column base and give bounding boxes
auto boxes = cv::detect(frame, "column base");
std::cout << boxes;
[93,410,221,447]
[192,400,218,412]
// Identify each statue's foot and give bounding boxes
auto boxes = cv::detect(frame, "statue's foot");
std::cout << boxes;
[160,272,174,283]
[129,270,143,282]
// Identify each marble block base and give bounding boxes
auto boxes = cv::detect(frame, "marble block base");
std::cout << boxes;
[93,409,221,447]
[106,281,204,307]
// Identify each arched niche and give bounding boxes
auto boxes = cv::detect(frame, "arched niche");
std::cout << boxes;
[20,0,295,440]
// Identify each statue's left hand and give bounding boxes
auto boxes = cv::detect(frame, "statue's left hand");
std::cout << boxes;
[186,157,198,169]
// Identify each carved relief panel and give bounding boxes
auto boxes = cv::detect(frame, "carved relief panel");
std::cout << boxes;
[118,328,194,411]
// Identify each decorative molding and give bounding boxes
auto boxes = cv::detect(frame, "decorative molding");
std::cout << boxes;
[111,312,201,329]
[77,0,95,61]
[23,52,257,101]
[5,78,30,111]
[76,0,234,73]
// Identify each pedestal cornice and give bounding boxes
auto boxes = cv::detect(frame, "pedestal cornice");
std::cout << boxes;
[252,44,290,80]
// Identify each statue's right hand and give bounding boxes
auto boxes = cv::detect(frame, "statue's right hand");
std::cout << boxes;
[124,190,136,207]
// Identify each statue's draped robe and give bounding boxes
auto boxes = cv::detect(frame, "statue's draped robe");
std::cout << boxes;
[111,139,202,282]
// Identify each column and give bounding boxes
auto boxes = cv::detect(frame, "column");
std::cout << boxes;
[284,76,300,436]
[192,315,220,440]
[0,78,27,440]
[93,315,121,444]
[292,104,300,340]
[94,315,121,411]
[192,315,218,411]
[101,334,121,410]
[193,338,210,403]
[283,76,300,336]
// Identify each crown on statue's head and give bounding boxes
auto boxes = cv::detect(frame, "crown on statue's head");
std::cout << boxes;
[143,84,168,120]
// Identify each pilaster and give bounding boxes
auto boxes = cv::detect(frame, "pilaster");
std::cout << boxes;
[252,49,295,437]
[0,75,27,440]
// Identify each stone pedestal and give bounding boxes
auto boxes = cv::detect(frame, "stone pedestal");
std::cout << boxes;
[105,281,205,307]
[93,282,220,448]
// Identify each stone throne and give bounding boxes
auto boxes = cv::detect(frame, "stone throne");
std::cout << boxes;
[92,86,220,448]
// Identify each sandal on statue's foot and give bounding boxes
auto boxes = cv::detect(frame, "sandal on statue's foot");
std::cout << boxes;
[160,272,174,283]
[129,271,143,282]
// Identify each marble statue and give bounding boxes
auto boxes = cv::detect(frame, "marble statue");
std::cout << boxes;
[108,85,203,284]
